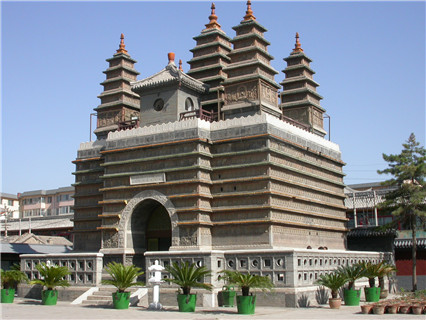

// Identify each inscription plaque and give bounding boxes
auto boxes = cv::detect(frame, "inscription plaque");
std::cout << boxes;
[130,173,166,185]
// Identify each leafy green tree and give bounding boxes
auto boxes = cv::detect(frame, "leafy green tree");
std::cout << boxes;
[377,133,426,291]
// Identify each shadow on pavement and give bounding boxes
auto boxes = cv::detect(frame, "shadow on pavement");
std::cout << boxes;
[16,300,42,305]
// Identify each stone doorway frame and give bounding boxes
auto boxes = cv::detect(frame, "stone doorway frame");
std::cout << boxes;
[118,190,179,251]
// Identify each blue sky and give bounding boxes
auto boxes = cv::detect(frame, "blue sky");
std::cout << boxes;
[1,1,425,195]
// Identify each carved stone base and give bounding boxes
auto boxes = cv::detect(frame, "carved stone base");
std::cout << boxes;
[148,302,163,310]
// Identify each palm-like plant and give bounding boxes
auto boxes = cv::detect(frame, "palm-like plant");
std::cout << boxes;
[361,261,383,287]
[338,263,364,290]
[30,263,70,291]
[1,265,29,289]
[101,262,144,293]
[164,261,212,295]
[316,272,346,299]
[377,263,397,290]
[219,270,273,296]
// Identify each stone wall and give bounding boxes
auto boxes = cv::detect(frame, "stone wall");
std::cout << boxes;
[74,114,346,254]
[20,252,104,286]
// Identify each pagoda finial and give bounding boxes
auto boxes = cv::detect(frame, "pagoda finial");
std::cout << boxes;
[243,0,256,21]
[168,52,175,65]
[179,59,183,71]
[292,32,304,54]
[205,3,221,29]
[116,33,128,54]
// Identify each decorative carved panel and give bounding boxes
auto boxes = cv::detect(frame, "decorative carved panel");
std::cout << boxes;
[224,82,258,105]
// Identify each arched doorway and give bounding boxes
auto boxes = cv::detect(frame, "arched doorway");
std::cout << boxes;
[130,199,171,253]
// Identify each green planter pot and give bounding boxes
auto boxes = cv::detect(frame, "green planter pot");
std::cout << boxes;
[237,295,256,315]
[42,290,58,305]
[221,286,236,307]
[343,289,361,306]
[112,291,130,309]
[177,294,196,312]
[1,288,15,303]
[364,287,381,302]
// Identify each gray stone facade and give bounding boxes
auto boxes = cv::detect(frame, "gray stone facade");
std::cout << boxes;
[74,113,346,270]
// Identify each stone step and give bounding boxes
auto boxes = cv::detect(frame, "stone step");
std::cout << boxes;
[95,287,117,293]
[92,291,114,297]
[76,286,145,307]
[82,300,113,306]
[86,295,112,301]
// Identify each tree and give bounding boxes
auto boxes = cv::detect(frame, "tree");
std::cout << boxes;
[377,133,426,291]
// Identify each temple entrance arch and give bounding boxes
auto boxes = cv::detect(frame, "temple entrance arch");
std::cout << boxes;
[118,190,178,255]
[131,199,171,252]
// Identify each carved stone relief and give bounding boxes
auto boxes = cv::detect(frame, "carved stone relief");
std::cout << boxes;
[224,82,258,105]
[103,231,119,249]
[312,109,324,127]
[180,227,198,246]
[261,83,277,106]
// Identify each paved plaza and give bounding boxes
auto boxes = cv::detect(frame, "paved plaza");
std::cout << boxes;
[1,298,422,320]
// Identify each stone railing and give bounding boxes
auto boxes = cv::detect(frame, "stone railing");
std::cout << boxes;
[20,252,104,286]
[145,248,393,289]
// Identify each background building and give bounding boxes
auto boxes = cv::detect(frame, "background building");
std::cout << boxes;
[19,186,74,218]
[345,182,425,290]
[0,192,20,220]
[0,187,74,241]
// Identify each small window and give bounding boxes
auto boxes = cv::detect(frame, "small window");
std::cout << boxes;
[154,98,164,111]
[264,259,271,267]
[185,97,194,111]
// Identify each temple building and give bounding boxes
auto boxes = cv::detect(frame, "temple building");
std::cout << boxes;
[20,2,390,307]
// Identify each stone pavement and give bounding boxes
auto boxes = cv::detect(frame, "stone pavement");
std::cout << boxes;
[1,298,422,320]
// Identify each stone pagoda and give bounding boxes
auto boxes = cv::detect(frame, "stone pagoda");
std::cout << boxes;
[279,33,327,137]
[15,1,390,308]
[94,34,141,139]
[187,3,232,118]
[221,1,281,119]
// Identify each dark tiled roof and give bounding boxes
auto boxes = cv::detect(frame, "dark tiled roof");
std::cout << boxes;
[347,227,398,238]
[0,242,72,254]
[394,238,426,249]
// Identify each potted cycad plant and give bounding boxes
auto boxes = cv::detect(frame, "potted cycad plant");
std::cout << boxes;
[219,270,273,314]
[101,262,144,309]
[377,263,396,299]
[30,262,70,305]
[1,264,29,303]
[164,261,212,312]
[338,263,364,306]
[315,271,347,309]
[361,261,382,302]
